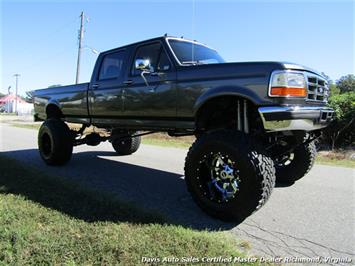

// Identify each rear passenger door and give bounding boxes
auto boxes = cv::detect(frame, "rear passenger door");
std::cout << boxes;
[89,49,127,118]
[122,42,177,118]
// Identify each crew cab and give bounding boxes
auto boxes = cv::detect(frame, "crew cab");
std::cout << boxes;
[33,36,333,222]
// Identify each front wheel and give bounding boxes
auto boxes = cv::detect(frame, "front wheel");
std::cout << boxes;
[184,130,276,222]
[274,141,317,184]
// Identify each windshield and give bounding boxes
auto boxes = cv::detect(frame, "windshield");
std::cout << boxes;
[168,39,225,65]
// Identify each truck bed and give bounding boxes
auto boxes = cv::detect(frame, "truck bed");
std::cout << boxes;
[33,83,89,122]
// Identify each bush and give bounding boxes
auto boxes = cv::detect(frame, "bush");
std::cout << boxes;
[322,91,355,149]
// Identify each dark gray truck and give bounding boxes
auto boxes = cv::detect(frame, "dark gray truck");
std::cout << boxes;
[33,36,333,221]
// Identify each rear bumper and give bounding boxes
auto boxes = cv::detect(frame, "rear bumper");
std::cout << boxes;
[258,106,334,132]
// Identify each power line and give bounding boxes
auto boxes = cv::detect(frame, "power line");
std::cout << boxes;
[15,16,79,58]
[10,12,97,91]
[7,16,81,80]
[15,12,90,77]
[16,43,76,73]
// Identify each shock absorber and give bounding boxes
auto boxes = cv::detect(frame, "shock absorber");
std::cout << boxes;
[236,99,249,134]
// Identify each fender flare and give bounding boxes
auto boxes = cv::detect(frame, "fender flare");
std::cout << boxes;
[45,99,62,117]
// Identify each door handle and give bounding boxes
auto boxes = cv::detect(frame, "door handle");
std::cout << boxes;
[123,80,133,85]
[148,88,155,93]
[92,84,99,89]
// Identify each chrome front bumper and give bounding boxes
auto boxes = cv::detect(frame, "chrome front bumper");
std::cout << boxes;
[258,106,334,132]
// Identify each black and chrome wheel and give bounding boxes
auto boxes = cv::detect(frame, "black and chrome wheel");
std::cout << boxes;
[185,129,275,222]
[197,152,241,203]
[38,119,73,165]
[274,140,317,184]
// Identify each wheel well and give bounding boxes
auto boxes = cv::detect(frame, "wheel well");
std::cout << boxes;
[46,104,62,119]
[195,96,263,133]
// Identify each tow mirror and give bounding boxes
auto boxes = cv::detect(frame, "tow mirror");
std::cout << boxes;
[135,59,152,87]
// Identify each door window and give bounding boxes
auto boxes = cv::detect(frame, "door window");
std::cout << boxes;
[99,50,125,80]
[157,48,171,71]
[132,43,161,76]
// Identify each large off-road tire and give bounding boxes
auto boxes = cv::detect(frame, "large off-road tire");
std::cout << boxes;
[274,141,317,184]
[184,129,276,222]
[111,131,141,155]
[38,119,73,165]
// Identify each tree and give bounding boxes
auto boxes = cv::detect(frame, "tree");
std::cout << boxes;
[336,74,355,93]
[323,91,355,149]
[329,83,340,96]
[320,72,340,96]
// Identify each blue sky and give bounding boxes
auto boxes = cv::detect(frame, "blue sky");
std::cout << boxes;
[1,0,354,96]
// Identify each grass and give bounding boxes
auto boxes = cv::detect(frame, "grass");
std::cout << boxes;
[142,133,194,149]
[315,152,355,168]
[9,122,41,130]
[0,112,17,116]
[7,122,355,168]
[9,122,193,148]
[0,156,250,265]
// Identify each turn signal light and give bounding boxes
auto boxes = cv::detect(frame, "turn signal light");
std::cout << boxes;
[270,87,307,97]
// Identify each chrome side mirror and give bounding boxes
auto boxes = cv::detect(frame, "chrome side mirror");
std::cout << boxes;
[135,59,151,87]
[135,59,151,71]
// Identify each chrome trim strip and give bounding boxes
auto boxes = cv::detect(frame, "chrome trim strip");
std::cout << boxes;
[304,72,329,103]
[165,37,218,66]
[259,106,333,113]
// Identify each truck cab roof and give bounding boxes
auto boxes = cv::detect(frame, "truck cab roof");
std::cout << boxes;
[101,35,211,55]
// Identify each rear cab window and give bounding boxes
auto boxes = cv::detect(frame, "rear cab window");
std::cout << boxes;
[98,50,126,80]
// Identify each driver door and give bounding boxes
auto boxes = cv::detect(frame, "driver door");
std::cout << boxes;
[122,42,177,118]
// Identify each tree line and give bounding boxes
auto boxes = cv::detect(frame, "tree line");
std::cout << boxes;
[321,74,355,149]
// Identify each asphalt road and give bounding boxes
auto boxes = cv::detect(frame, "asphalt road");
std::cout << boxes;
[1,123,354,263]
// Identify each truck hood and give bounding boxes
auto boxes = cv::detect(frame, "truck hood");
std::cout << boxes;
[276,62,324,77]
[212,61,323,77]
[177,61,325,82]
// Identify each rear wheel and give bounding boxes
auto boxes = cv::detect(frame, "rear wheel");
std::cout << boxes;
[111,130,141,155]
[274,141,316,184]
[184,130,275,222]
[38,119,73,165]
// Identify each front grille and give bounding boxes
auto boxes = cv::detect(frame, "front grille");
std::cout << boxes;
[306,74,329,102]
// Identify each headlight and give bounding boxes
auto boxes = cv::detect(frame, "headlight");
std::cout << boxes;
[269,71,307,97]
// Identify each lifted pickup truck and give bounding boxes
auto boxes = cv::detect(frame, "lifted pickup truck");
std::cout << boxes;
[33,36,333,222]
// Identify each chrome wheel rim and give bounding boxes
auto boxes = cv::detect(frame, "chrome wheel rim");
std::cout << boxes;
[275,153,294,167]
[197,152,241,203]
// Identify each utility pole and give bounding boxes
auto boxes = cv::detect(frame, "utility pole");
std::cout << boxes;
[13,74,20,115]
[75,11,85,84]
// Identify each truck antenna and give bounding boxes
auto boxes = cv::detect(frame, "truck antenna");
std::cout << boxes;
[191,0,195,61]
